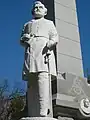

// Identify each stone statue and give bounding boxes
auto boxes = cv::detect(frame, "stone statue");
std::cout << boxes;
[20,1,58,118]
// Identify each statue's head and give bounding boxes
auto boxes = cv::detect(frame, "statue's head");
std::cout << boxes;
[32,1,47,19]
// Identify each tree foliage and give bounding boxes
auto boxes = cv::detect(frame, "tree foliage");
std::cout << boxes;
[0,80,26,120]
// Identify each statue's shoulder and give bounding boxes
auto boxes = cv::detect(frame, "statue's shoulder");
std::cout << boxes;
[24,20,33,27]
[43,19,54,26]
[44,18,53,23]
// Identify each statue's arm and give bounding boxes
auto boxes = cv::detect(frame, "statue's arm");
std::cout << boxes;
[46,21,58,48]
[20,24,30,47]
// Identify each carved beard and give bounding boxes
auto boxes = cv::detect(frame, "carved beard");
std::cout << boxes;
[35,10,41,16]
[34,13,44,18]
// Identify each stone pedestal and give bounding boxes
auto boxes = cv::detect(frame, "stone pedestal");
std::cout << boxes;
[52,72,90,119]
[20,117,57,120]
[20,117,74,120]
[58,116,74,120]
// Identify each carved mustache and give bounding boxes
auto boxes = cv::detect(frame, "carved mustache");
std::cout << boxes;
[35,9,41,12]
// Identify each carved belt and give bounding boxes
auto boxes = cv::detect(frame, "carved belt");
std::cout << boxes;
[30,34,49,39]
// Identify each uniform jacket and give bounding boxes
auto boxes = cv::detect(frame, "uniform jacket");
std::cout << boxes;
[20,17,58,80]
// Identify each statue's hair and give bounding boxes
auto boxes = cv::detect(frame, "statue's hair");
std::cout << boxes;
[31,1,47,16]
[34,1,43,5]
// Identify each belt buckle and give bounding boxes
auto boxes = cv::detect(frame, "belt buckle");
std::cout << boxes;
[30,34,35,38]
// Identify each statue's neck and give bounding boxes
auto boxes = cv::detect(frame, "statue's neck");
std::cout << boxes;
[34,17,44,20]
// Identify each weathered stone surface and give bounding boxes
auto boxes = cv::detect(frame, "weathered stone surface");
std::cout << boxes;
[20,1,58,117]
[52,73,90,119]
[58,116,74,120]
[55,0,84,77]
[52,73,89,103]
[20,117,58,120]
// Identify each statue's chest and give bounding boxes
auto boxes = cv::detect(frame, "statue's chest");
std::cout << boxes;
[30,21,49,33]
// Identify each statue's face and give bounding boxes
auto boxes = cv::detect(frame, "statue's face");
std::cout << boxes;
[33,3,46,18]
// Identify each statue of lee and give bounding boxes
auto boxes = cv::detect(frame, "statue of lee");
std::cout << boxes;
[20,1,58,117]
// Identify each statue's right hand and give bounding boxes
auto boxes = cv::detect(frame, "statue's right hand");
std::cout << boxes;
[21,34,30,42]
[22,34,30,40]
[20,34,30,46]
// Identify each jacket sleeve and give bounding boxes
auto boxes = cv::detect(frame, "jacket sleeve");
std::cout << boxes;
[20,23,30,47]
[48,21,58,46]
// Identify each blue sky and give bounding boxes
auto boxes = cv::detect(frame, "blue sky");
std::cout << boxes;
[76,0,90,76]
[0,0,90,89]
[0,0,34,89]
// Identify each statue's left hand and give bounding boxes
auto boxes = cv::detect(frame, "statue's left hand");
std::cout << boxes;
[46,40,54,48]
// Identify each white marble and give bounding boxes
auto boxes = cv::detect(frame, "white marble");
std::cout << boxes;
[57,53,84,77]
[20,117,58,120]
[55,2,78,25]
[54,0,84,77]
[55,19,80,42]
[20,1,58,117]
[55,0,76,10]
[58,36,82,59]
